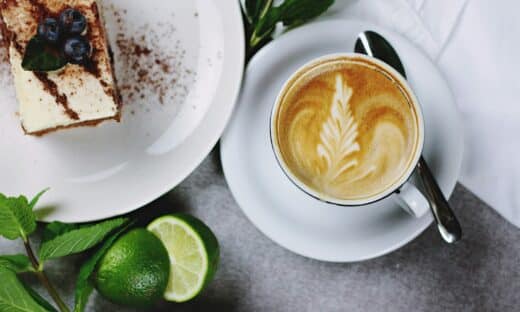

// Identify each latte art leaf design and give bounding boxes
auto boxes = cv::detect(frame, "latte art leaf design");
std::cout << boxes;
[317,75,361,182]
[279,60,416,200]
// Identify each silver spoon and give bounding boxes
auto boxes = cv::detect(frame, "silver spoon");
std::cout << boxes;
[355,30,462,243]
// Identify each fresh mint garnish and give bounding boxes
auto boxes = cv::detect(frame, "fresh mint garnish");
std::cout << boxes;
[22,282,59,312]
[22,36,68,72]
[276,0,335,27]
[0,193,37,240]
[245,0,273,25]
[38,218,128,262]
[0,254,34,273]
[29,188,50,210]
[0,266,50,312]
[41,221,79,243]
[0,189,133,312]
[243,0,335,59]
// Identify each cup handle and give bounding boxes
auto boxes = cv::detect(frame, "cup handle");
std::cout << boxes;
[394,182,430,218]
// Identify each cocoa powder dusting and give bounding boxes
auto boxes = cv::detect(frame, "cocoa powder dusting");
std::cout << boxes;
[34,72,79,120]
[0,33,7,63]
[104,4,196,107]
[0,26,12,87]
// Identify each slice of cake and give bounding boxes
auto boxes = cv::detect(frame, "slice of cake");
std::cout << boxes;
[0,0,120,135]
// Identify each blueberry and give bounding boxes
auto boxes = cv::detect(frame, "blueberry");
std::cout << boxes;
[63,36,91,64]
[37,18,61,43]
[59,8,87,34]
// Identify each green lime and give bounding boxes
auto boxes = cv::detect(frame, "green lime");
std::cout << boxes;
[94,228,170,308]
[147,214,220,302]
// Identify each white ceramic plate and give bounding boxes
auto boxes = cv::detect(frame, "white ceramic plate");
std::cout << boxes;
[0,0,244,222]
[221,20,463,262]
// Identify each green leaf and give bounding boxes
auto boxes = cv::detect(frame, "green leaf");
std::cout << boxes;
[278,0,335,28]
[0,255,34,273]
[0,194,37,240]
[29,188,49,210]
[74,223,132,312]
[38,217,128,262]
[249,0,335,47]
[22,37,67,72]
[250,6,281,47]
[245,0,273,24]
[41,221,79,244]
[22,283,58,312]
[0,267,48,312]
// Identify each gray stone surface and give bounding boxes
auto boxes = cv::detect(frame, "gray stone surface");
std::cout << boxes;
[3,148,519,312]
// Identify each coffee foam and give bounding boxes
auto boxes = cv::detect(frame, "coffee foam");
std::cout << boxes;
[274,57,420,201]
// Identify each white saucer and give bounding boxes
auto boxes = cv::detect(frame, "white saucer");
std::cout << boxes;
[220,20,463,262]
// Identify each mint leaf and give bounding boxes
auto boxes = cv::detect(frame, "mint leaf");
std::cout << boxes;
[278,0,335,28]
[39,217,128,262]
[0,255,34,273]
[0,194,37,240]
[42,221,79,243]
[22,37,67,72]
[0,267,48,312]
[29,188,49,210]
[245,0,273,24]
[74,223,132,312]
[250,6,281,47]
[249,0,335,48]
[22,283,58,312]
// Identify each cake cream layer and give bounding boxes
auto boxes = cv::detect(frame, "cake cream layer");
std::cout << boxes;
[0,0,120,135]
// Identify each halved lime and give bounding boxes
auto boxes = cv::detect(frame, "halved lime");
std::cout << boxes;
[147,214,220,302]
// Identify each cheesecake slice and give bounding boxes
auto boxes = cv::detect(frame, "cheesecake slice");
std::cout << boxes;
[0,0,120,135]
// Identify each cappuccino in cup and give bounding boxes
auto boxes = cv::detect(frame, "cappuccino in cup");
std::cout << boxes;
[271,54,424,205]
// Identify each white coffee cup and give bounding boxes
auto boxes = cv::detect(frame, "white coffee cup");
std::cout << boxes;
[270,53,429,218]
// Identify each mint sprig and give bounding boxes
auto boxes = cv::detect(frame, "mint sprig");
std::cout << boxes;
[0,255,34,273]
[39,218,127,262]
[0,194,37,241]
[0,267,50,312]
[22,282,59,312]
[245,0,273,25]
[243,0,335,59]
[22,37,68,72]
[22,283,58,312]
[0,190,130,312]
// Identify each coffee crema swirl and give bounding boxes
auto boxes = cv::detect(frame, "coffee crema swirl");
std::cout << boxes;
[274,57,420,201]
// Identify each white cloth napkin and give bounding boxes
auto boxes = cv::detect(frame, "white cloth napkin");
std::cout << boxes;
[318,0,520,227]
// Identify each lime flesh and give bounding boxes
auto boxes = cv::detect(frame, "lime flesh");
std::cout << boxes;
[147,214,219,302]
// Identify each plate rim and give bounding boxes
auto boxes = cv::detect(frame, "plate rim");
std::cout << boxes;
[220,19,464,262]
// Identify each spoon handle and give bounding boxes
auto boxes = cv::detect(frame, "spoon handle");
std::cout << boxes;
[416,157,462,243]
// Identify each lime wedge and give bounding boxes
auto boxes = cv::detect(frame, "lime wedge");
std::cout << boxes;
[147,214,219,302]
